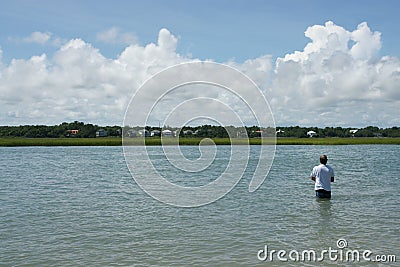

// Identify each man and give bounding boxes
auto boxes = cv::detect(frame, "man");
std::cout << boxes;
[310,155,334,198]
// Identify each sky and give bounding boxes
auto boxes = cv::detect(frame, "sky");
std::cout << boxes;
[0,0,399,127]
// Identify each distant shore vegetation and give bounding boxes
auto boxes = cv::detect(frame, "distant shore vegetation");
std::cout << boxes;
[1,121,400,139]
[0,121,400,146]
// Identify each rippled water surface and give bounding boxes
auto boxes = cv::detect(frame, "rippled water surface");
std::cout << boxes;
[1,145,399,266]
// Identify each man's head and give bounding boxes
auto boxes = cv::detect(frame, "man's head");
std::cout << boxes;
[320,155,328,165]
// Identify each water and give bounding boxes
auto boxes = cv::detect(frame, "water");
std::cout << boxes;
[1,145,399,266]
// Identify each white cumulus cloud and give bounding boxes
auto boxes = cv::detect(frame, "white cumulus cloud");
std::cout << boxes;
[271,21,399,127]
[0,29,192,125]
[0,22,399,127]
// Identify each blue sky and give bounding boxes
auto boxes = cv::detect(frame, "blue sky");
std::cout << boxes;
[0,0,399,127]
[1,0,398,62]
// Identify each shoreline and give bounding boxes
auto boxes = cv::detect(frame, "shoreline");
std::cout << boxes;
[1,137,400,146]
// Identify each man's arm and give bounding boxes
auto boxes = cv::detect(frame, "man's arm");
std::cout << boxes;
[310,167,315,181]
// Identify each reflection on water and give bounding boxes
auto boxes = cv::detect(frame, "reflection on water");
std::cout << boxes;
[315,198,332,217]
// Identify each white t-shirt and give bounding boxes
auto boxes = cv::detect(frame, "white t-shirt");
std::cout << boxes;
[311,164,334,191]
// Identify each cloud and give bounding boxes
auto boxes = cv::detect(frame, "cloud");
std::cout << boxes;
[0,29,191,125]
[271,21,399,127]
[0,23,399,127]
[0,27,272,127]
[157,28,178,51]
[23,31,52,44]
[350,22,381,60]
[96,27,137,45]
[8,31,66,47]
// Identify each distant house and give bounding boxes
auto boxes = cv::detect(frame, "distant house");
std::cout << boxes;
[96,129,107,137]
[373,132,383,138]
[307,130,317,138]
[162,129,173,137]
[127,129,138,137]
[139,129,151,137]
[349,129,358,137]
[252,130,264,138]
[65,129,79,137]
[183,130,193,135]
[151,130,161,137]
[236,130,247,138]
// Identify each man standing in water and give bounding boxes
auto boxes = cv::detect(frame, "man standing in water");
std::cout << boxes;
[311,155,334,198]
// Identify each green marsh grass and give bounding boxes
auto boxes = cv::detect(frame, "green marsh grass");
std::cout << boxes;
[276,137,400,145]
[0,137,399,147]
[0,137,122,147]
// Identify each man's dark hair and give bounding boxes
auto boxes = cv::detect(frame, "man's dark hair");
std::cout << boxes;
[320,155,328,165]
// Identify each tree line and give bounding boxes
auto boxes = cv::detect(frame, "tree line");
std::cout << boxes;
[0,121,121,138]
[0,122,399,138]
[275,126,400,138]
[178,125,400,138]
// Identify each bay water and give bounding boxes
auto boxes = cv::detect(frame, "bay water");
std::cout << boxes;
[1,145,399,266]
